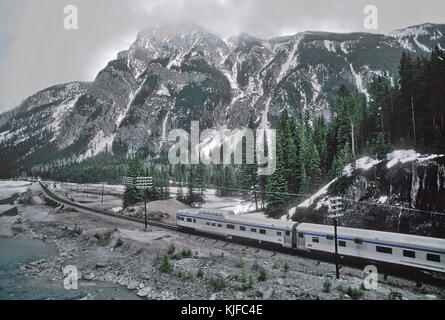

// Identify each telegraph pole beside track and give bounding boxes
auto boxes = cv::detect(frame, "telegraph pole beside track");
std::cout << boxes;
[327,198,343,280]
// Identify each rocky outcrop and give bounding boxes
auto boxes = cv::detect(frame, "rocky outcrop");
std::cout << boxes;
[294,150,445,238]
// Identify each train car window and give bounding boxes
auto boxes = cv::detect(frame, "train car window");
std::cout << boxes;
[298,233,304,238]
[376,246,392,254]
[211,223,216,227]
[239,226,246,231]
[339,240,346,247]
[403,250,416,258]
[312,237,319,243]
[251,228,257,233]
[218,224,222,228]
[277,232,282,236]
[286,231,291,236]
[354,239,363,245]
[326,235,334,240]
[193,219,196,223]
[206,222,210,226]
[259,229,266,235]
[427,254,440,263]
[227,224,235,230]
[187,218,193,222]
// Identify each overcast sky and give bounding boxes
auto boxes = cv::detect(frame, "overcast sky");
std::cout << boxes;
[0,0,444,112]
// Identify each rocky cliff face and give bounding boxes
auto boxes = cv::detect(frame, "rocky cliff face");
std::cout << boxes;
[1,23,445,174]
[294,150,445,238]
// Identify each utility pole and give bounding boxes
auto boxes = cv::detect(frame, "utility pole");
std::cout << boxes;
[123,176,153,231]
[327,197,343,280]
[100,182,106,205]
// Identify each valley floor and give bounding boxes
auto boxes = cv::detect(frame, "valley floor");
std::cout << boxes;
[1,181,444,300]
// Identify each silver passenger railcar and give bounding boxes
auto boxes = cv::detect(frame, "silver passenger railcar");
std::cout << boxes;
[176,209,295,247]
[176,209,445,277]
[296,223,445,276]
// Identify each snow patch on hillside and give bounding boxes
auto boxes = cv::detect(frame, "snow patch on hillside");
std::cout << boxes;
[116,82,145,128]
[299,179,338,208]
[323,40,336,53]
[349,64,369,99]
[156,84,170,97]
[77,131,116,161]
[277,35,303,84]
[414,35,431,53]
[49,96,80,139]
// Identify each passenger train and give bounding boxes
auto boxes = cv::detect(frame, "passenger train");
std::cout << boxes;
[176,209,445,278]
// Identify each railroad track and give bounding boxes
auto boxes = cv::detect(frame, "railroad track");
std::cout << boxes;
[38,180,178,231]
[37,180,445,288]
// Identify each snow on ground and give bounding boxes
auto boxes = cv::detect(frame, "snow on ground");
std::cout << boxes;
[343,156,382,176]
[221,201,258,215]
[386,150,444,169]
[298,179,338,208]
[378,196,388,204]
[280,207,295,221]
[0,180,31,201]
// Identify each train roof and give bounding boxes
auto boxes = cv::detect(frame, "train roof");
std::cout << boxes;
[196,209,235,217]
[297,223,445,250]
[228,213,296,229]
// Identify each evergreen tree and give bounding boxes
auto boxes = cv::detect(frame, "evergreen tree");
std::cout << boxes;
[123,157,144,208]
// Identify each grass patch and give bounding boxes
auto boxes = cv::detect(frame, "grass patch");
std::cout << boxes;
[283,261,289,272]
[74,224,83,235]
[346,286,363,300]
[210,277,226,291]
[258,266,267,282]
[115,238,124,248]
[160,252,173,273]
[182,248,192,258]
[323,279,332,293]
[235,257,244,268]
[44,197,59,208]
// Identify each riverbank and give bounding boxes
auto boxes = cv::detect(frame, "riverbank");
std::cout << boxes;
[1,181,444,300]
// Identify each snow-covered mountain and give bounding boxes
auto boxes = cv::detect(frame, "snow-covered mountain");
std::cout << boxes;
[293,150,445,238]
[1,22,445,175]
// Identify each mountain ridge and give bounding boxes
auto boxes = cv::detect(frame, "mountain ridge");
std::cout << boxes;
[1,22,444,177]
